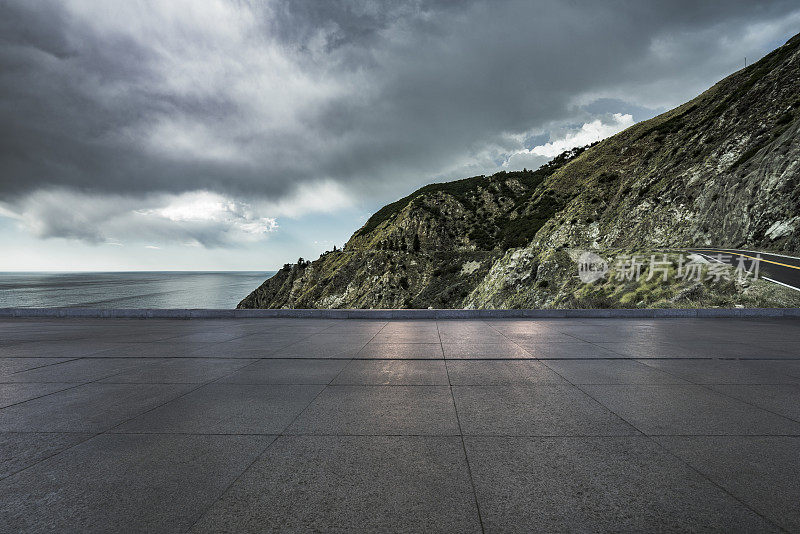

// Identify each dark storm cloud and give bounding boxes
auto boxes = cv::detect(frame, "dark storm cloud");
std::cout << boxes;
[265,0,799,187]
[1,0,799,243]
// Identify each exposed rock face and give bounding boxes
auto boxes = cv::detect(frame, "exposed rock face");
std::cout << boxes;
[239,33,800,309]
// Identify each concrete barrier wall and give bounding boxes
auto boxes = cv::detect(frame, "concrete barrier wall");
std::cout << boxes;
[1,307,799,319]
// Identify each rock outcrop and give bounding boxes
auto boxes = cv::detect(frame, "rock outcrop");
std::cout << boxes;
[239,33,800,309]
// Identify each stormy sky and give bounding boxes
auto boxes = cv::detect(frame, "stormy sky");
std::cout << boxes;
[1,0,798,270]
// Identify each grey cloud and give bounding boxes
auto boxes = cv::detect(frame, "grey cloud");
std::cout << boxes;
[3,189,278,248]
[1,0,799,244]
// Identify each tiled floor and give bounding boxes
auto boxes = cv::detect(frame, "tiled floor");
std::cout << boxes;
[1,317,799,532]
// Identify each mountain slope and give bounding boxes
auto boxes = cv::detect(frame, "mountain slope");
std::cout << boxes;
[240,33,800,309]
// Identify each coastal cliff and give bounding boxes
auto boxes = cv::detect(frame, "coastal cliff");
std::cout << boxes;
[240,33,800,310]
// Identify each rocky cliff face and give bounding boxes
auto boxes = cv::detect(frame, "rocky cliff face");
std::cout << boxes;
[239,33,800,310]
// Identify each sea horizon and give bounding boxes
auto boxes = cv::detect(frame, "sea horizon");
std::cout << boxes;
[0,271,276,309]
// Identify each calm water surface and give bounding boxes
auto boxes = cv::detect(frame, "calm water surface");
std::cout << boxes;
[0,272,275,308]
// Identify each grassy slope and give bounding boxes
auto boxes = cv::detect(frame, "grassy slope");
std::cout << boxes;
[239,33,800,309]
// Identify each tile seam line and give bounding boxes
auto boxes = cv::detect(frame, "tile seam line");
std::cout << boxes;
[180,386,327,532]
[182,428,280,533]
[351,321,390,357]
[632,361,800,425]
[5,357,83,375]
[114,432,754,437]
[208,325,328,356]
[520,335,784,510]
[567,376,789,532]
[183,320,387,532]
[440,319,486,534]
[647,431,791,533]
[480,319,538,358]
[0,345,290,482]
[548,349,792,526]
[0,357,145,413]
[0,362,213,482]
[481,323,785,526]
[692,381,800,426]
[14,355,800,362]
[182,429,281,533]
[89,336,233,358]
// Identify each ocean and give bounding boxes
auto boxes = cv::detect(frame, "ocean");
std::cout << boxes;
[0,271,275,309]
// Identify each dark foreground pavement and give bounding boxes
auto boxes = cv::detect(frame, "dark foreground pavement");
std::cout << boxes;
[1,317,800,533]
